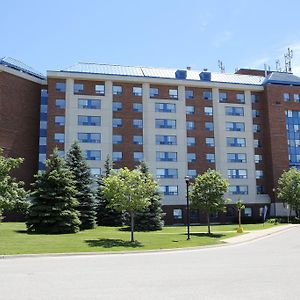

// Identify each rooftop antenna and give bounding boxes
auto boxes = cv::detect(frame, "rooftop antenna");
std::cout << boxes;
[275,59,282,72]
[264,63,270,77]
[218,60,225,73]
[284,48,293,73]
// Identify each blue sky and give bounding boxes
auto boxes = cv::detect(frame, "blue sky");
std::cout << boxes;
[2,0,300,75]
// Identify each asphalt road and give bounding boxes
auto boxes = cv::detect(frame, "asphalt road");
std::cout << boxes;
[1,226,300,300]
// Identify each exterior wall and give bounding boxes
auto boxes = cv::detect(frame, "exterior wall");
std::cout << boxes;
[0,71,42,187]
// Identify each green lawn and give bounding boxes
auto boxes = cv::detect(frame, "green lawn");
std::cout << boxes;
[0,222,276,255]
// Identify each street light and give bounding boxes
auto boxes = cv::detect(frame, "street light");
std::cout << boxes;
[272,188,277,217]
[185,176,191,240]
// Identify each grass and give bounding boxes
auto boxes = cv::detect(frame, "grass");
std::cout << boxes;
[0,222,277,255]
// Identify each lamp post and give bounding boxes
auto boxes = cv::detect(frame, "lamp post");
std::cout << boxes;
[272,188,277,217]
[185,176,191,240]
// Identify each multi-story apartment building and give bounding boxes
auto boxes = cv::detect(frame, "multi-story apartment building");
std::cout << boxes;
[2,57,300,224]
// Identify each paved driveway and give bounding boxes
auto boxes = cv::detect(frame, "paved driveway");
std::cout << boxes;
[1,226,300,300]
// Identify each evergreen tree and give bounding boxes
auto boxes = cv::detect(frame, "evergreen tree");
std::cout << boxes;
[26,149,81,234]
[66,142,97,230]
[96,155,124,226]
[133,162,165,231]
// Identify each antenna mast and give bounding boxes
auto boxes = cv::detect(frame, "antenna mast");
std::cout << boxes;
[284,48,293,73]
[275,59,281,72]
[218,60,225,73]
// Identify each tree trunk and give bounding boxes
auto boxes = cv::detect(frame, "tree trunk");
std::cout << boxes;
[238,209,241,228]
[207,212,211,234]
[130,211,135,242]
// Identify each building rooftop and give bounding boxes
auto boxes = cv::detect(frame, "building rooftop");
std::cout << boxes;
[0,57,46,80]
[263,72,300,86]
[59,62,265,86]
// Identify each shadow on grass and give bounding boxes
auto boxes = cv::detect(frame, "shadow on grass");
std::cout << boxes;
[183,233,225,239]
[15,230,28,234]
[85,238,143,248]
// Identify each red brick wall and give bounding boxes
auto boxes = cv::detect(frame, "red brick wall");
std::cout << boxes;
[0,72,41,187]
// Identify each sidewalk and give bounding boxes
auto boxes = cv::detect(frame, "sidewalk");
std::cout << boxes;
[222,224,299,244]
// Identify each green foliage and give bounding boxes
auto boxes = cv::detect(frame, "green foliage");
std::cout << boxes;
[0,149,29,219]
[236,198,245,210]
[66,142,97,230]
[266,218,280,225]
[190,169,229,234]
[103,167,157,241]
[133,162,165,231]
[277,168,300,216]
[96,155,124,226]
[26,149,81,234]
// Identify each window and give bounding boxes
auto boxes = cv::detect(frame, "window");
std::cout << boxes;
[187,169,197,177]
[150,87,159,97]
[113,85,123,95]
[205,122,214,131]
[54,133,64,143]
[55,99,65,109]
[252,109,260,117]
[203,91,212,100]
[156,135,177,145]
[155,103,176,113]
[133,119,143,128]
[229,185,248,195]
[283,93,290,102]
[169,89,178,99]
[206,153,215,163]
[159,185,178,195]
[257,185,266,194]
[40,121,47,130]
[78,115,101,126]
[186,106,195,115]
[173,209,183,220]
[90,168,101,177]
[113,102,122,111]
[185,90,194,99]
[251,94,259,103]
[112,135,123,144]
[225,106,244,116]
[156,151,177,162]
[219,92,228,102]
[255,154,262,163]
[133,152,144,162]
[256,170,264,179]
[112,152,123,161]
[253,124,260,133]
[294,94,300,102]
[78,99,101,109]
[226,122,245,132]
[187,137,196,146]
[112,118,122,128]
[132,135,143,145]
[206,137,215,147]
[78,133,101,143]
[133,103,143,112]
[227,137,246,147]
[227,153,247,163]
[55,116,65,126]
[186,121,195,130]
[156,168,178,179]
[55,82,65,92]
[253,139,261,148]
[227,169,247,179]
[155,119,176,129]
[39,137,46,145]
[187,153,196,162]
[95,84,105,95]
[244,207,252,217]
[204,107,213,116]
[74,83,84,93]
[236,93,245,103]
[133,87,142,96]
[85,150,101,161]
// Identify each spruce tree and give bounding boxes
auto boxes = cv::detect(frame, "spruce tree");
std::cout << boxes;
[66,142,97,230]
[133,162,165,231]
[26,149,81,234]
[96,155,124,226]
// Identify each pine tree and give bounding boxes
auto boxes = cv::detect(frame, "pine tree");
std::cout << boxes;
[66,142,97,230]
[133,162,165,231]
[26,149,81,234]
[96,155,124,226]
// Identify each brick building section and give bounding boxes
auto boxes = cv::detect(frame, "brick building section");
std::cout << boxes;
[0,72,41,187]
[46,78,66,157]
